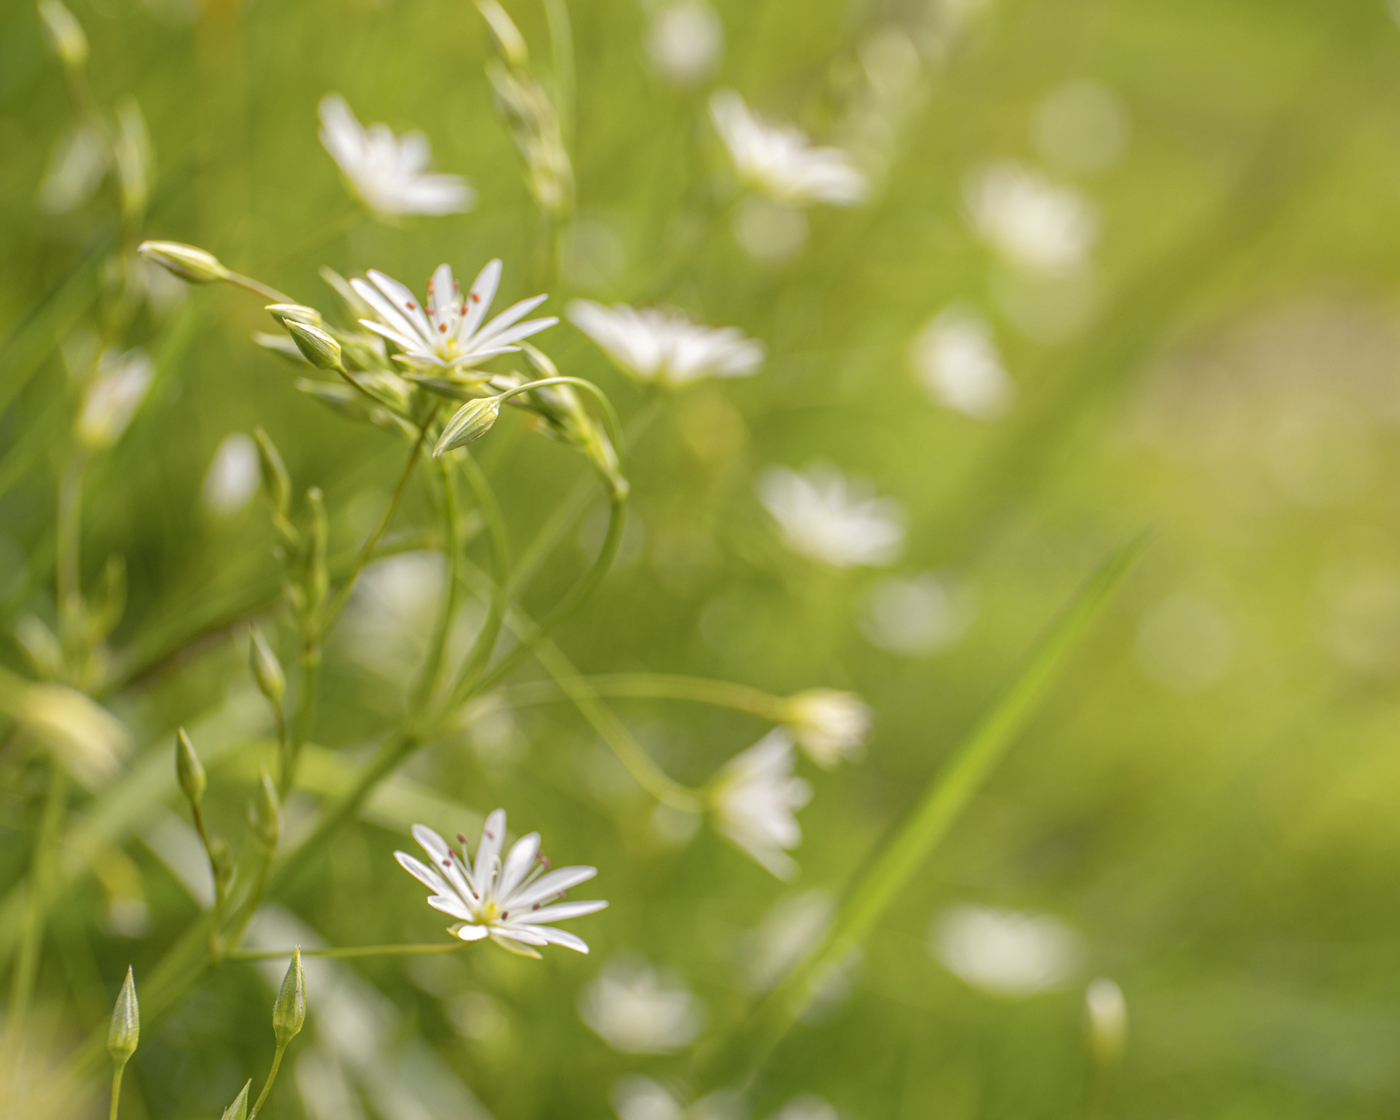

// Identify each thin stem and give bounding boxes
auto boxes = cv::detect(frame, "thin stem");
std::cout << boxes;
[249,1041,286,1119]
[8,765,70,1037]
[321,411,437,634]
[109,1063,126,1120]
[188,800,225,959]
[227,941,468,962]
[445,452,512,704]
[282,649,318,799]
[411,458,462,714]
[57,452,87,675]
[223,271,294,306]
[499,673,789,721]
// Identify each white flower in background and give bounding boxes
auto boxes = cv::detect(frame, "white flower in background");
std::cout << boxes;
[773,1095,840,1120]
[567,301,764,387]
[9,682,130,789]
[578,956,704,1053]
[1084,977,1127,1066]
[738,890,832,992]
[784,689,873,768]
[710,730,812,880]
[201,433,260,517]
[38,123,108,214]
[965,161,1097,275]
[910,306,1014,421]
[710,89,867,207]
[732,195,810,265]
[758,463,905,568]
[318,94,474,219]
[862,572,977,657]
[395,810,606,957]
[931,904,1082,997]
[353,260,555,374]
[646,1,723,86]
[612,1076,742,1120]
[76,348,153,450]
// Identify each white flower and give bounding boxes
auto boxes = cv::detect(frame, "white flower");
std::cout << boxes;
[773,1095,840,1120]
[567,301,764,387]
[612,1076,742,1120]
[861,572,977,657]
[1085,977,1127,1065]
[646,1,723,86]
[395,809,606,957]
[710,730,812,880]
[930,904,1082,997]
[737,890,832,992]
[965,161,1097,275]
[77,348,153,449]
[910,306,1014,420]
[13,682,130,789]
[201,433,260,517]
[318,94,474,219]
[709,89,867,207]
[352,260,555,374]
[783,689,873,768]
[757,463,904,568]
[578,956,704,1053]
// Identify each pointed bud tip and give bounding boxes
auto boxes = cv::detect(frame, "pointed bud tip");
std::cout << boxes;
[137,240,228,284]
[285,321,342,371]
[272,944,307,1045]
[175,727,206,805]
[107,964,140,1065]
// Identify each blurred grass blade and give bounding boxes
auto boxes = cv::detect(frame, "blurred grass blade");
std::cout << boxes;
[695,534,1142,1091]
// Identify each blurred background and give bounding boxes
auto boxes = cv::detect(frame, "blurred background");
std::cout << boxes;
[4,0,1400,1116]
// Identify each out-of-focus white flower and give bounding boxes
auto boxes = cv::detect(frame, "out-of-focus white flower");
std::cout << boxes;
[11,681,130,789]
[784,689,873,768]
[352,260,554,373]
[342,552,445,685]
[318,94,474,219]
[910,306,1014,421]
[710,730,811,879]
[646,1,723,86]
[965,161,1097,275]
[38,123,108,214]
[395,810,607,957]
[758,463,904,568]
[737,890,832,992]
[578,956,704,1053]
[861,572,976,657]
[77,348,153,450]
[1034,81,1130,175]
[567,301,764,387]
[710,89,867,207]
[773,1094,840,1120]
[1085,977,1127,1066]
[732,195,809,264]
[612,1076,742,1120]
[201,433,260,517]
[931,904,1082,997]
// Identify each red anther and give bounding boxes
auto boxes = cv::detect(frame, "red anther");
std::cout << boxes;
[533,903,541,910]
[442,859,452,867]
[501,911,509,920]
[486,831,494,840]
[407,301,416,310]
[470,292,481,303]
[462,304,469,315]
[457,833,468,845]
[439,323,448,333]
[453,279,461,291]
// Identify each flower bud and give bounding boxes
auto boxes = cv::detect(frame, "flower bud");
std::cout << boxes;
[175,727,206,805]
[220,1080,251,1120]
[272,946,306,1046]
[477,0,528,68]
[1085,977,1127,1068]
[248,626,285,708]
[77,348,153,450]
[38,0,88,69]
[107,966,139,1068]
[286,320,343,371]
[303,488,328,620]
[137,240,228,284]
[252,427,291,515]
[266,303,322,328]
[434,396,501,456]
[247,766,280,854]
[208,835,234,895]
[13,681,130,789]
[784,689,873,769]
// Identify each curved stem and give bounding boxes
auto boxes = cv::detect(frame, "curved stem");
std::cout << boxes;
[223,271,294,306]
[500,673,789,721]
[249,1041,286,1118]
[227,941,468,962]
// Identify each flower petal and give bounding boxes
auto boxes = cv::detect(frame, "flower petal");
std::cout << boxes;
[395,850,449,895]
[508,865,597,910]
[513,899,608,925]
[473,294,549,346]
[427,893,474,921]
[459,259,502,340]
[473,808,507,895]
[497,832,541,901]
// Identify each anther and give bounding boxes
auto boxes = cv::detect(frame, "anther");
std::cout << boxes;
[439,323,448,333]
[470,293,481,303]
[457,833,467,845]
[407,301,416,310]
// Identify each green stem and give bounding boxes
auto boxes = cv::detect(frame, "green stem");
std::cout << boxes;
[410,458,463,714]
[282,647,318,798]
[8,765,70,1036]
[109,1062,126,1120]
[227,941,468,962]
[188,801,225,959]
[57,451,87,677]
[223,271,294,306]
[445,452,512,704]
[249,1041,286,1119]
[499,673,789,721]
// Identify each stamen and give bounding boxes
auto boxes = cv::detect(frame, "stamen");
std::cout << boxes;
[407,301,416,310]
[470,292,481,303]
[539,855,551,870]
[457,833,468,845]
[501,911,509,919]
[533,903,540,910]
[439,323,448,333]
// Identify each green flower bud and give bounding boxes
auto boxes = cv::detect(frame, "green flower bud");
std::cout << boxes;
[434,396,501,456]
[220,1080,251,1120]
[107,966,139,1068]
[137,240,228,284]
[266,303,322,328]
[175,728,206,806]
[272,946,306,1046]
[208,835,234,895]
[477,0,528,68]
[286,320,343,371]
[248,626,285,708]
[303,488,328,621]
[38,0,88,69]
[252,427,291,518]
[247,766,280,854]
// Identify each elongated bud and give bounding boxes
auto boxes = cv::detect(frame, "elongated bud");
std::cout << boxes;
[248,627,285,708]
[266,303,322,328]
[208,835,234,895]
[175,728,206,805]
[1085,977,1127,1068]
[248,766,280,854]
[304,488,328,619]
[252,428,297,549]
[220,1080,251,1120]
[272,946,307,1046]
[435,396,501,456]
[38,0,88,69]
[286,320,343,371]
[137,240,228,284]
[107,966,140,1067]
[477,0,528,68]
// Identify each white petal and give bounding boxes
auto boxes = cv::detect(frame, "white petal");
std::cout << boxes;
[509,865,597,910]
[427,893,474,921]
[395,851,449,895]
[497,832,541,901]
[474,808,507,894]
[459,259,502,340]
[368,270,433,341]
[473,316,557,350]
[531,926,589,953]
[455,923,490,941]
[513,899,608,924]
[473,294,549,345]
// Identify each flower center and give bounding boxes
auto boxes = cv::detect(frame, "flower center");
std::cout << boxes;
[479,900,501,922]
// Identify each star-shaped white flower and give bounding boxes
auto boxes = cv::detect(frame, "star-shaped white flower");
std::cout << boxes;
[351,261,556,373]
[784,689,874,768]
[566,301,764,387]
[709,89,867,207]
[395,809,606,957]
[964,161,1097,275]
[710,730,812,880]
[757,463,905,568]
[319,94,474,219]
